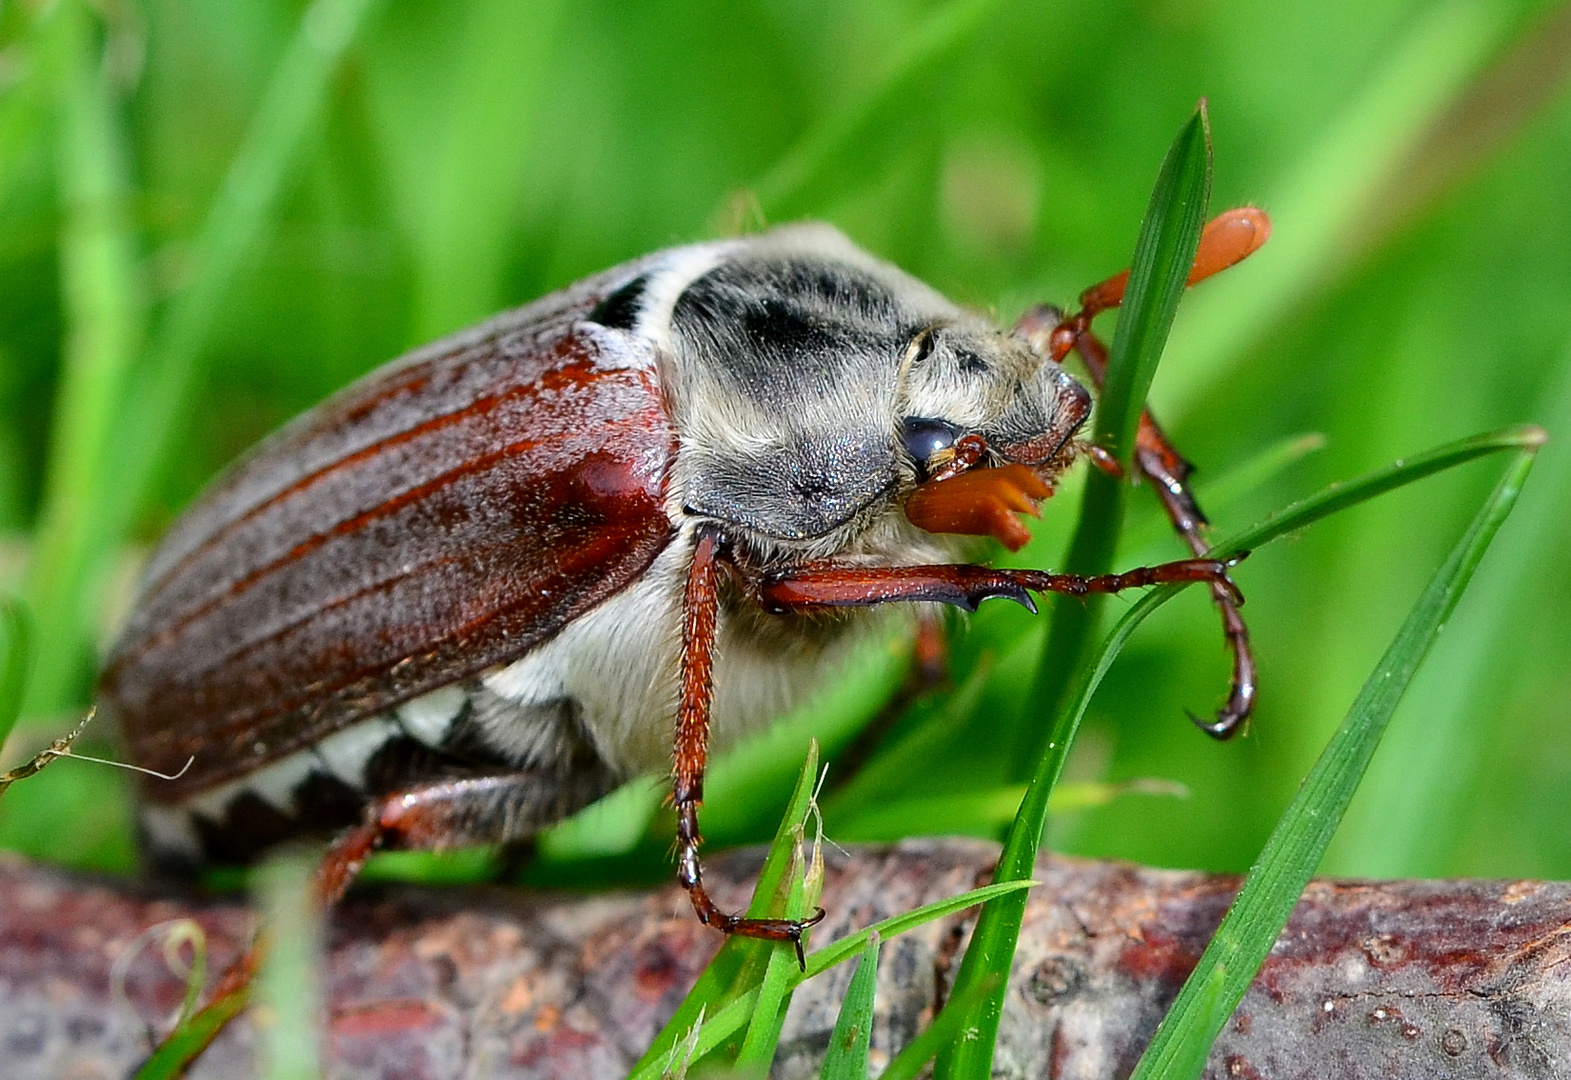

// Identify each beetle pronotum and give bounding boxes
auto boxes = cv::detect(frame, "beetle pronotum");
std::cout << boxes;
[102,208,1268,957]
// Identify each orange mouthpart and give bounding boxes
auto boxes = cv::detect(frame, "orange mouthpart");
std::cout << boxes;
[904,464,1052,552]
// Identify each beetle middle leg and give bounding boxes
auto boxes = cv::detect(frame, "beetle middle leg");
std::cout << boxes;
[673,526,825,965]
[756,557,1244,617]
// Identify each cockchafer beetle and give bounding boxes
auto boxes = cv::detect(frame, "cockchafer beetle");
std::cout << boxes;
[102,208,1268,955]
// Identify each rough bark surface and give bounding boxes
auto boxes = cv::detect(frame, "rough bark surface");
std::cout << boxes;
[1,840,1568,1079]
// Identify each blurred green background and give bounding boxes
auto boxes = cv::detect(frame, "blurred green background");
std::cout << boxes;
[2,0,1570,890]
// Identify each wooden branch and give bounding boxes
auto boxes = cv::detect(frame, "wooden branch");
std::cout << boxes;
[2,840,1568,1078]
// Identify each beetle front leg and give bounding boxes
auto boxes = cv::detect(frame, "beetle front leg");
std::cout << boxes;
[1011,207,1270,736]
[675,526,825,965]
[1063,325,1256,737]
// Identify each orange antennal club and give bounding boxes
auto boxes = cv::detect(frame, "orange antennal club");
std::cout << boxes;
[1078,207,1272,316]
[904,465,1050,552]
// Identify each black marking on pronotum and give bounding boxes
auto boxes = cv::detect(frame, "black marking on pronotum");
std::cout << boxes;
[588,273,650,330]
[670,257,910,394]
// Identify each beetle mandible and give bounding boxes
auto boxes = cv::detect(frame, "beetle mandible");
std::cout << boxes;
[102,209,1268,955]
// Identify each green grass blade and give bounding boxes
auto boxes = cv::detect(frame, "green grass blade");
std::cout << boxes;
[99,0,379,591]
[735,835,815,1071]
[1097,103,1212,467]
[0,596,31,750]
[133,982,249,1080]
[1021,102,1213,771]
[627,990,759,1080]
[628,880,1033,1080]
[818,933,879,1080]
[1205,424,1544,557]
[1332,348,1571,876]
[800,879,1033,980]
[745,741,821,924]
[949,104,1215,1074]
[630,741,821,1074]
[1139,964,1232,1080]
[163,922,209,1036]
[1128,439,1541,1080]
[255,849,325,1080]
[936,563,1188,1080]
[23,0,145,716]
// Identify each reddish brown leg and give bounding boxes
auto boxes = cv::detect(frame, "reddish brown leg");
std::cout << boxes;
[1010,207,1270,738]
[676,526,824,966]
[179,769,612,1062]
[913,608,949,687]
[310,772,608,901]
[1062,327,1255,738]
[758,556,1244,615]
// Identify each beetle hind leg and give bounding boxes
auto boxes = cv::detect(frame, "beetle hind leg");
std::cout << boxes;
[176,765,614,1064]
[313,767,615,903]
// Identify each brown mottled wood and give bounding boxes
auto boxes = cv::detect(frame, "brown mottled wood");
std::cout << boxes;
[3,842,1568,1079]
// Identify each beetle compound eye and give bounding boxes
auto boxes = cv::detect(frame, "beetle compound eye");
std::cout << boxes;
[900,417,964,477]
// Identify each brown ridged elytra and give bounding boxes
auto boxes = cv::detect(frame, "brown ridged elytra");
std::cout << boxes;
[103,208,1269,955]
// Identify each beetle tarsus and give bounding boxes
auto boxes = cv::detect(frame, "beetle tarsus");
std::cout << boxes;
[1009,557,1245,604]
[1081,442,1125,480]
[1193,587,1256,739]
[682,873,826,969]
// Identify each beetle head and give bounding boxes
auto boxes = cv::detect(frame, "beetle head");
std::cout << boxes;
[890,318,1091,551]
[893,320,1091,481]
